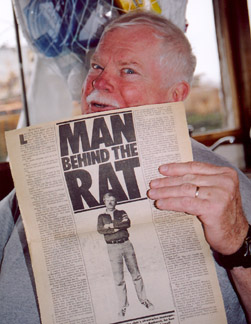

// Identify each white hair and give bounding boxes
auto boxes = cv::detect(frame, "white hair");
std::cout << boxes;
[100,10,196,86]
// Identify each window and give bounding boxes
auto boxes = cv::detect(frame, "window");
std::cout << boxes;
[0,2,34,162]
[185,0,251,169]
[185,0,234,134]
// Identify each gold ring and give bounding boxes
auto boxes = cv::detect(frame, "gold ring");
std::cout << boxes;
[195,186,200,198]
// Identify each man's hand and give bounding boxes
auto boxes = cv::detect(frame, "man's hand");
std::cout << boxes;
[148,161,249,255]
[104,223,114,229]
[103,223,119,232]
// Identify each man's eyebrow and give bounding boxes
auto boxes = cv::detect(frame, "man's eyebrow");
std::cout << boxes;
[89,56,142,68]
[118,61,141,66]
[90,54,100,63]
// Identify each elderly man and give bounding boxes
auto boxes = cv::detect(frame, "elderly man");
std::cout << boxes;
[0,10,250,324]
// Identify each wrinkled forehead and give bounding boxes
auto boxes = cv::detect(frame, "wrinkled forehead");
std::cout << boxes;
[96,25,162,54]
[90,26,165,73]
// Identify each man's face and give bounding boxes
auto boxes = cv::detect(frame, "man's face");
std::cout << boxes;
[81,25,174,114]
[104,196,117,211]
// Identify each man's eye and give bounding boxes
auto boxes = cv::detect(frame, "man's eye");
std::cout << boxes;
[122,68,135,74]
[92,63,103,70]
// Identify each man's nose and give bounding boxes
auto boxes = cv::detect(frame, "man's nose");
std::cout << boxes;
[92,71,114,92]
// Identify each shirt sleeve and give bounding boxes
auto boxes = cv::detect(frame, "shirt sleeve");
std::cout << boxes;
[97,214,115,234]
[0,190,17,263]
[114,211,131,230]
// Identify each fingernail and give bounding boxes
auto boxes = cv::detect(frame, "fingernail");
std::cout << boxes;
[148,189,156,198]
[150,179,159,188]
[159,165,168,172]
[155,199,163,209]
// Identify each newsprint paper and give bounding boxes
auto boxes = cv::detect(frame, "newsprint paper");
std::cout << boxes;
[5,102,227,324]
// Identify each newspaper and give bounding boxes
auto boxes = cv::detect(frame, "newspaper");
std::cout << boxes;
[5,102,227,324]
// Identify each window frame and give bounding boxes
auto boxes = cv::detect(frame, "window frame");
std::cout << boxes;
[193,0,251,168]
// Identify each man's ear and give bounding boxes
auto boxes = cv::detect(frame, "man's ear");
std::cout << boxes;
[168,81,190,102]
